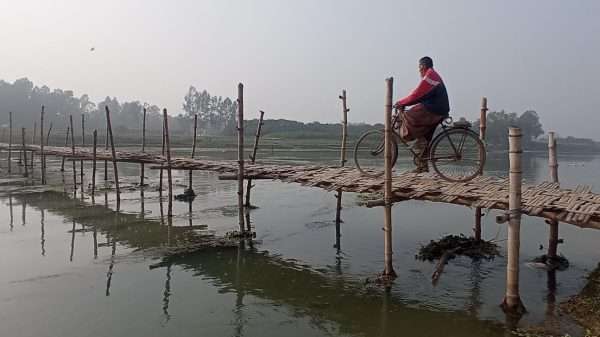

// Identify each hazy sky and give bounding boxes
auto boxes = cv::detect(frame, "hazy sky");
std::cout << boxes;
[1,1,599,138]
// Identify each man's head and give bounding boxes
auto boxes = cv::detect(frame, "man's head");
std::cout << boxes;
[418,56,433,77]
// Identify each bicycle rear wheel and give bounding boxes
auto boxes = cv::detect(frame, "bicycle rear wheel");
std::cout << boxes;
[353,130,398,177]
[429,128,485,182]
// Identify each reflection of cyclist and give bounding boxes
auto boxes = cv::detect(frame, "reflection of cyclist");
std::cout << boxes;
[394,56,450,173]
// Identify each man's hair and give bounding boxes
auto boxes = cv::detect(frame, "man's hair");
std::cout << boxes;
[419,56,433,69]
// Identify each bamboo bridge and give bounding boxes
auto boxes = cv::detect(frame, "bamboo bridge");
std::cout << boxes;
[2,143,600,230]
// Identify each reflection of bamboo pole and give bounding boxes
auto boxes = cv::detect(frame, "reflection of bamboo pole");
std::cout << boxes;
[69,116,77,196]
[237,83,245,232]
[41,209,46,256]
[105,106,121,210]
[335,91,349,248]
[383,78,396,278]
[140,108,146,186]
[40,106,46,184]
[163,109,173,217]
[474,97,487,241]
[9,194,14,231]
[22,128,28,177]
[547,132,559,258]
[188,114,198,193]
[61,126,69,172]
[8,112,12,174]
[70,220,76,262]
[92,130,97,203]
[503,127,525,313]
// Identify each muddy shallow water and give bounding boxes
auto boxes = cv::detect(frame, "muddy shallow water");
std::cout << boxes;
[1,147,599,337]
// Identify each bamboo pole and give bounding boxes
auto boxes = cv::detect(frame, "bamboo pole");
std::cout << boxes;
[163,109,173,217]
[140,108,146,186]
[547,132,559,258]
[335,90,349,248]
[21,128,28,177]
[30,121,36,171]
[245,111,264,207]
[104,128,108,182]
[383,78,396,278]
[8,111,12,174]
[187,114,198,194]
[474,97,488,241]
[92,130,97,202]
[69,116,76,195]
[159,122,165,194]
[46,123,52,147]
[40,106,46,184]
[61,126,70,172]
[80,114,85,188]
[105,106,120,210]
[237,83,245,232]
[244,110,264,232]
[503,127,525,313]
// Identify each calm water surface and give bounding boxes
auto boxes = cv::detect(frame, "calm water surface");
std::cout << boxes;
[1,146,599,337]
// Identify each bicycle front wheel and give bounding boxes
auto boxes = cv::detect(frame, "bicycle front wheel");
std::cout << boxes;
[353,130,398,177]
[430,128,485,182]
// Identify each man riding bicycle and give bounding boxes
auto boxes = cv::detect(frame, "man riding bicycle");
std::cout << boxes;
[394,56,450,173]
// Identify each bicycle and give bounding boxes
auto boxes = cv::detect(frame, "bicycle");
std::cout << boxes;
[353,107,486,182]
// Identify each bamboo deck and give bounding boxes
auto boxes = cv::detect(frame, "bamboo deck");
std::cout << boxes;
[3,143,600,230]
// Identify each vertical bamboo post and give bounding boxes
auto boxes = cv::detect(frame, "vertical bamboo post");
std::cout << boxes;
[69,116,77,195]
[40,106,46,184]
[92,130,98,202]
[140,108,146,186]
[8,111,12,174]
[237,83,245,232]
[46,123,52,147]
[245,111,264,207]
[21,128,28,177]
[503,127,525,313]
[61,126,70,172]
[547,132,559,258]
[104,128,108,182]
[335,90,349,248]
[474,97,487,241]
[188,114,198,194]
[159,123,165,194]
[383,78,396,278]
[105,106,120,210]
[30,122,36,171]
[162,109,173,217]
[80,114,85,188]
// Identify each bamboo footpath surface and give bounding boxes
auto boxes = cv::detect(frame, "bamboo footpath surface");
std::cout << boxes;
[3,143,600,230]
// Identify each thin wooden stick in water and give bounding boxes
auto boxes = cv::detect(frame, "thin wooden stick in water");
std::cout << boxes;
[30,121,36,170]
[69,116,77,195]
[21,128,28,177]
[104,128,108,181]
[40,106,46,184]
[383,78,396,279]
[245,110,264,207]
[105,106,120,210]
[92,130,97,202]
[335,90,348,239]
[140,108,146,186]
[8,111,12,174]
[547,132,559,258]
[162,109,173,217]
[46,123,53,147]
[61,126,70,172]
[80,114,85,188]
[474,97,488,241]
[237,83,245,232]
[188,114,198,193]
[159,122,165,194]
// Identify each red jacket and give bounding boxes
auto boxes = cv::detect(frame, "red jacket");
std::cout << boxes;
[397,68,450,116]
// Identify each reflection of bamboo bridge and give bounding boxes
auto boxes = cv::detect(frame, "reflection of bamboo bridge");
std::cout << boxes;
[3,142,600,230]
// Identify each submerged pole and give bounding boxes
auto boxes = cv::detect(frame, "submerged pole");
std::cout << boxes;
[335,90,349,248]
[188,113,198,194]
[162,109,173,217]
[547,132,559,258]
[502,127,525,313]
[21,128,28,177]
[474,97,487,241]
[140,108,146,187]
[92,129,98,202]
[383,78,396,279]
[105,106,120,210]
[237,83,245,232]
[40,106,46,184]
[8,111,12,174]
[61,126,70,172]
